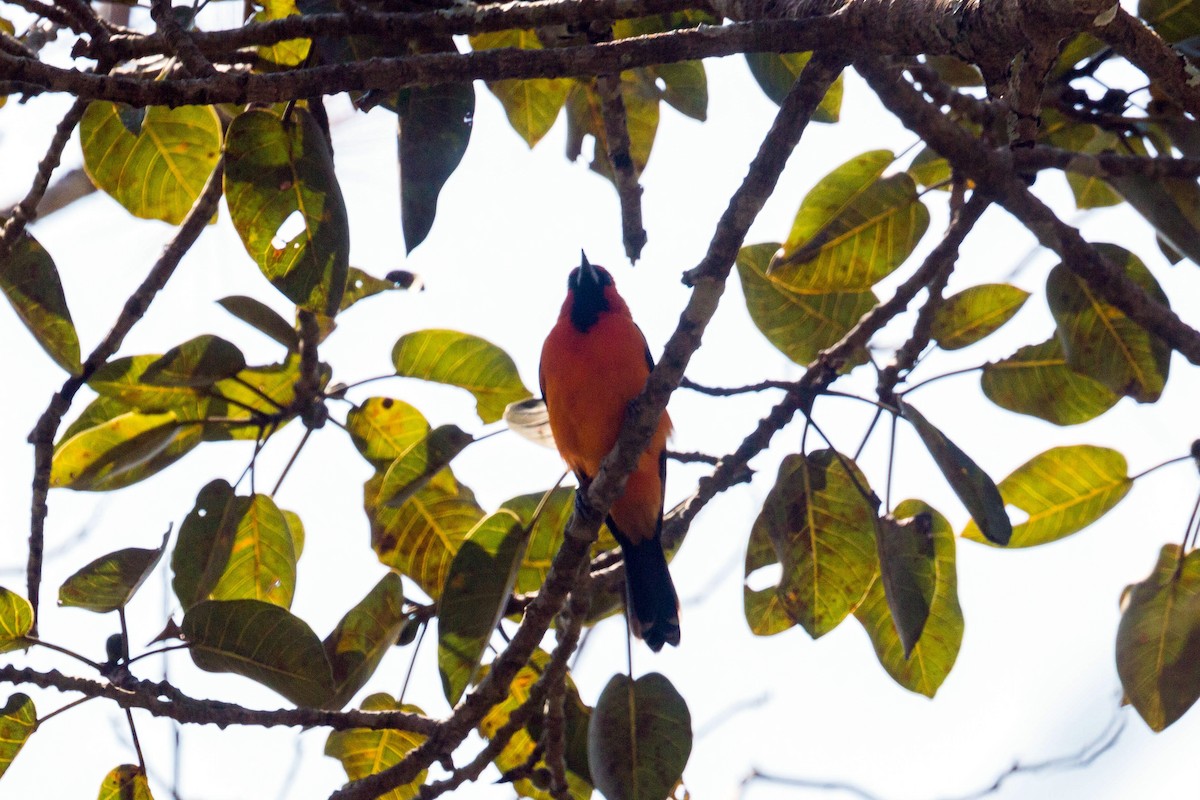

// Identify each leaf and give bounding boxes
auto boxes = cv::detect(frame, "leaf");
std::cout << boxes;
[254,0,310,66]
[963,446,1131,547]
[87,355,210,419]
[0,587,33,654]
[1047,244,1171,403]
[346,397,430,469]
[340,267,415,312]
[1110,171,1200,266]
[470,30,571,147]
[981,337,1120,425]
[0,694,35,780]
[744,51,843,122]
[205,355,319,440]
[80,102,221,224]
[757,450,878,638]
[653,60,708,121]
[923,55,983,87]
[183,599,334,707]
[324,694,428,799]
[587,672,692,800]
[900,401,1011,546]
[771,152,930,291]
[565,74,660,182]
[208,494,297,608]
[855,501,963,697]
[96,764,153,800]
[0,229,81,374]
[50,411,186,491]
[438,511,528,705]
[377,424,475,508]
[1139,0,1200,43]
[225,107,350,315]
[366,474,484,599]
[397,80,475,253]
[907,147,951,190]
[1116,545,1200,731]
[743,514,795,637]
[217,295,299,351]
[324,573,409,710]
[58,530,169,613]
[172,480,244,609]
[142,335,247,388]
[737,242,877,367]
[874,512,936,658]
[931,284,1031,350]
[392,329,532,424]
[283,509,305,559]
[502,487,619,596]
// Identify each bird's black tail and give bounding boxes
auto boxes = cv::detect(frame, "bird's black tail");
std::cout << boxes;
[620,537,680,651]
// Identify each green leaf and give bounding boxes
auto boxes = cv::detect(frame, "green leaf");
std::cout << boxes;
[963,445,1131,547]
[1040,115,1123,210]
[588,672,692,800]
[1110,171,1200,266]
[206,355,318,440]
[923,55,983,87]
[931,284,1030,350]
[142,335,247,388]
[58,530,168,613]
[654,60,708,121]
[225,107,350,315]
[346,397,430,469]
[217,295,299,351]
[324,694,428,799]
[50,411,186,491]
[392,330,532,424]
[566,73,660,182]
[907,147,951,190]
[743,514,796,637]
[183,599,334,707]
[771,152,929,290]
[96,764,153,800]
[366,474,484,599]
[1047,244,1171,403]
[981,337,1120,425]
[87,355,210,419]
[254,0,310,66]
[757,450,878,637]
[340,267,415,312]
[0,229,81,374]
[737,242,877,367]
[1117,545,1200,731]
[855,501,962,697]
[208,494,297,608]
[80,103,221,224]
[900,401,1011,546]
[501,487,619,595]
[470,30,571,147]
[324,573,409,710]
[873,511,936,658]
[1139,0,1200,42]
[283,509,305,559]
[0,587,33,654]
[172,479,244,610]
[744,51,843,122]
[438,511,528,705]
[397,80,475,252]
[0,694,35,780]
[377,424,475,508]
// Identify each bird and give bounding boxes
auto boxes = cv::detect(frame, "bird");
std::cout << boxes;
[539,252,680,651]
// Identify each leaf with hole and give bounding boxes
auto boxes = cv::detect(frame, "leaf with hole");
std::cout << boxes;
[963,445,1131,547]
[172,480,244,609]
[743,514,795,637]
[80,102,221,224]
[58,530,169,613]
[981,337,1120,425]
[757,450,878,637]
[208,494,297,608]
[0,694,35,780]
[1047,244,1170,403]
[737,242,877,367]
[340,267,414,312]
[141,335,246,388]
[0,229,80,374]
[378,425,476,508]
[932,284,1030,350]
[1117,545,1200,731]
[96,764,153,800]
[744,51,843,121]
[183,599,334,707]
[217,295,299,351]
[346,397,430,469]
[392,329,531,424]
[324,573,409,710]
[324,694,428,797]
[225,107,349,315]
[588,672,692,800]
[900,400,1011,545]
[470,30,571,147]
[856,501,962,697]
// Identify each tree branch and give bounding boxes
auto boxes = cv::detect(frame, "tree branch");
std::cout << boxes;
[595,73,648,262]
[1099,9,1200,119]
[0,98,88,248]
[150,0,219,79]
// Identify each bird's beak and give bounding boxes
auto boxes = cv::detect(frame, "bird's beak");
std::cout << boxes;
[578,251,602,288]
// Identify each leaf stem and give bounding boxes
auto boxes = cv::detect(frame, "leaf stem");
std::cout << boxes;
[901,365,984,395]
[25,637,102,670]
[1129,453,1193,482]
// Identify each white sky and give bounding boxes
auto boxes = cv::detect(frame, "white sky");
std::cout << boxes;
[2,15,1200,800]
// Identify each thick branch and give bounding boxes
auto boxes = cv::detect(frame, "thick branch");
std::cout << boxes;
[1015,147,1200,179]
[1099,9,1200,119]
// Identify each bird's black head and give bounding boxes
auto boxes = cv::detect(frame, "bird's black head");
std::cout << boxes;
[566,251,613,332]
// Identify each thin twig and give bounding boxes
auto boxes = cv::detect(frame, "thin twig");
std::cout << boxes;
[0,98,88,247]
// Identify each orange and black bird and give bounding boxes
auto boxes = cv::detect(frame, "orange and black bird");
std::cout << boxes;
[539,253,680,651]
